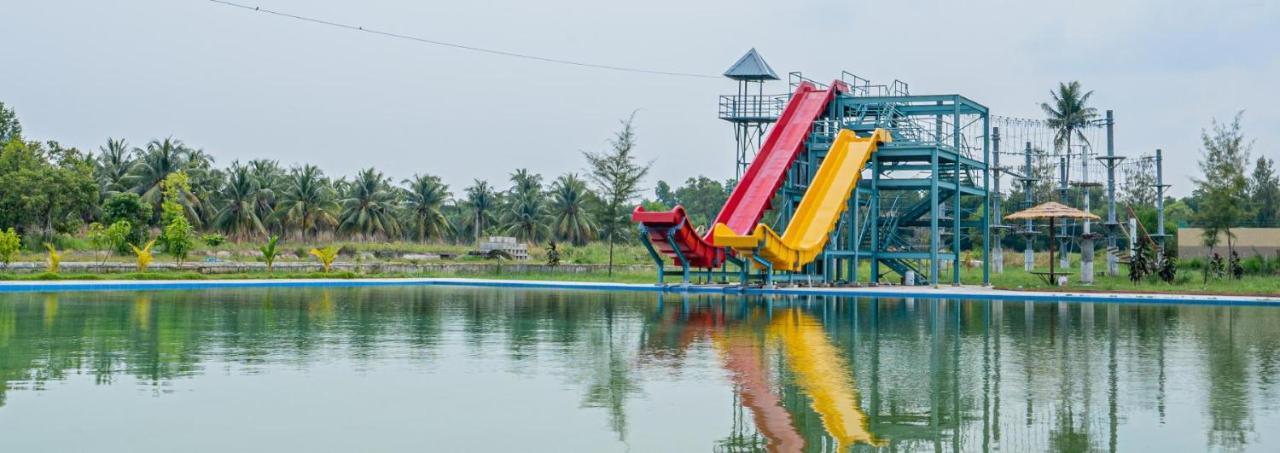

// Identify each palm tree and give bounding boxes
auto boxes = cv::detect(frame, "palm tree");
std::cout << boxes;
[402,174,452,242]
[1041,81,1099,174]
[462,180,498,243]
[95,138,133,197]
[126,137,189,204]
[275,164,337,241]
[549,173,596,246]
[124,138,204,225]
[338,167,401,240]
[211,162,266,242]
[501,169,547,242]
[249,159,285,234]
[1042,81,1099,267]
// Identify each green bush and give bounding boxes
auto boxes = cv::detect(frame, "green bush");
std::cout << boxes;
[202,233,226,247]
[102,193,151,247]
[0,228,20,269]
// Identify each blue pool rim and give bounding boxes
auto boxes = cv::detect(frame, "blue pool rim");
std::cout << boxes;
[1,278,1277,307]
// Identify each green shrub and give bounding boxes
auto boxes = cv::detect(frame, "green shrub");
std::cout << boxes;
[0,228,20,269]
[102,193,151,248]
[44,243,61,273]
[260,235,279,272]
[202,233,226,247]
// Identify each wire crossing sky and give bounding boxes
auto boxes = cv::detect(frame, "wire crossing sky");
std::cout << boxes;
[205,0,719,79]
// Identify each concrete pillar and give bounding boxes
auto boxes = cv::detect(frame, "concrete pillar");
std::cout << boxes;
[1059,156,1071,270]
[1023,142,1035,272]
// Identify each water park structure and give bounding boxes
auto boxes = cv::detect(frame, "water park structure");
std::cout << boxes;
[634,49,1168,289]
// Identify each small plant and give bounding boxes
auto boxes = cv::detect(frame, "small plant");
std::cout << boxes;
[260,235,280,272]
[1205,253,1225,284]
[546,241,560,266]
[1157,252,1178,284]
[131,240,157,272]
[202,233,226,247]
[309,246,339,272]
[88,221,132,265]
[0,228,20,270]
[1128,238,1151,284]
[1229,251,1244,280]
[44,243,61,274]
[165,216,195,266]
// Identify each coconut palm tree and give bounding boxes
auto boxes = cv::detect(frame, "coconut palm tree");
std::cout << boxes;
[402,174,452,242]
[126,137,189,204]
[275,164,337,241]
[248,159,285,234]
[549,173,597,246]
[95,138,133,197]
[211,162,266,242]
[1042,81,1099,267]
[338,167,401,240]
[462,180,498,243]
[501,169,548,242]
[124,138,204,225]
[1041,81,1099,170]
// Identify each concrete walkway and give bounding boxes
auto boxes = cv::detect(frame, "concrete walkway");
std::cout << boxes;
[0,278,1277,306]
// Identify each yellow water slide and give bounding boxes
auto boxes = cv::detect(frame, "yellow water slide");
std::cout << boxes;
[713,129,890,271]
[768,309,882,449]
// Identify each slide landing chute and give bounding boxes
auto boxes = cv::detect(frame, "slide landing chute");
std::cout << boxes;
[714,128,890,271]
[632,81,846,269]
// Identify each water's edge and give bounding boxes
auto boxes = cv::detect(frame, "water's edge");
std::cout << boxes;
[1,278,1276,306]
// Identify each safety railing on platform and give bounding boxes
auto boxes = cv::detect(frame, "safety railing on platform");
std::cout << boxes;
[718,94,789,122]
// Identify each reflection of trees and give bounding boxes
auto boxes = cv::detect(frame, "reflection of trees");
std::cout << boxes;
[1203,308,1252,450]
[3,289,1280,452]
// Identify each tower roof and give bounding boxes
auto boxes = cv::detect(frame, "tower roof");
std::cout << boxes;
[723,48,779,81]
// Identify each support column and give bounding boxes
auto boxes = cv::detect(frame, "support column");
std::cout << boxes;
[870,157,881,285]
[953,103,962,286]
[930,150,941,287]
[1023,142,1035,272]
[1059,156,1071,270]
[1155,149,1168,254]
[991,125,1001,277]
[1081,138,1094,284]
[1104,110,1120,277]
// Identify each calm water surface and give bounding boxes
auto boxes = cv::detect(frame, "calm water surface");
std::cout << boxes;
[1,287,1278,452]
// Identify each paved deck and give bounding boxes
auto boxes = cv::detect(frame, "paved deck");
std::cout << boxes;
[0,278,1276,306]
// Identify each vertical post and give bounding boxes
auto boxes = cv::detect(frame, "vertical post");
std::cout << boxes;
[1049,217,1056,284]
[870,157,881,285]
[992,127,1003,275]
[985,121,995,285]
[1105,110,1119,276]
[953,102,962,286]
[1023,141,1035,272]
[1156,149,1167,251]
[1081,138,1094,284]
[930,150,941,287]
[1059,156,1071,270]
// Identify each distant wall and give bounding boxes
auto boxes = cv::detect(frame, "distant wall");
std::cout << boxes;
[1177,228,1280,258]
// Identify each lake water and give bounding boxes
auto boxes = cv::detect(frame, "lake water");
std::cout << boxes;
[1,286,1278,452]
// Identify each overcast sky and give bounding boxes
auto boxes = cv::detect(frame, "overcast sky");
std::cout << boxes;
[4,0,1277,197]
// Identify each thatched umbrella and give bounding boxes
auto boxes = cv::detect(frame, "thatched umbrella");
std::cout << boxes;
[1004,202,1101,284]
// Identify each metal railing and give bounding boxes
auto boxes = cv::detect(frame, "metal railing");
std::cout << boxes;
[717,94,788,121]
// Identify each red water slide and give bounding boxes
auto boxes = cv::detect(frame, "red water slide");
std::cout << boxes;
[632,80,845,269]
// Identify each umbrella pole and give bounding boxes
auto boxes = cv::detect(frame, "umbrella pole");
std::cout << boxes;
[1049,217,1056,284]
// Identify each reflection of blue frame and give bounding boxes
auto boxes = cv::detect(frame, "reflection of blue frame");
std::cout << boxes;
[2,279,1276,305]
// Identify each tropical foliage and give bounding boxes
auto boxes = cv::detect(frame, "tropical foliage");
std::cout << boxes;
[309,246,339,272]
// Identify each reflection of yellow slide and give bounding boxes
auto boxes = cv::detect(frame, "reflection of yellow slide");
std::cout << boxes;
[768,309,882,449]
[714,129,890,271]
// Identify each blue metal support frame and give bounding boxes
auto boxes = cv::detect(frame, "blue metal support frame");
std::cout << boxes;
[637,225,665,285]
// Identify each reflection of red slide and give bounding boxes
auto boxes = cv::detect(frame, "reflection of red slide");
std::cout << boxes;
[632,81,845,269]
[720,335,805,452]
